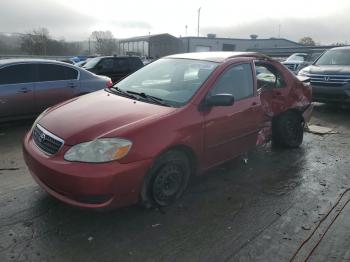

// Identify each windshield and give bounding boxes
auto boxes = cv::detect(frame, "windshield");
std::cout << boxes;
[114,58,218,107]
[83,57,102,69]
[315,49,350,65]
[286,54,307,62]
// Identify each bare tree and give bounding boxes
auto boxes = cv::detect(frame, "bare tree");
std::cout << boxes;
[20,28,82,56]
[21,28,50,55]
[298,36,316,46]
[90,31,116,55]
[0,38,7,54]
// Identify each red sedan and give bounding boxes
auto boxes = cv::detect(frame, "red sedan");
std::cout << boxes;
[23,52,313,209]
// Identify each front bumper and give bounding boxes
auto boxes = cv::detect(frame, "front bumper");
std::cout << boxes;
[23,132,152,209]
[312,84,350,103]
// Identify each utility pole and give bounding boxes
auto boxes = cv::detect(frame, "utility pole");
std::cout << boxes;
[185,25,188,36]
[197,7,201,37]
[88,37,91,55]
[278,24,281,38]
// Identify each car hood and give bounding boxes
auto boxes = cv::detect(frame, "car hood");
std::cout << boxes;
[303,65,350,75]
[38,90,176,145]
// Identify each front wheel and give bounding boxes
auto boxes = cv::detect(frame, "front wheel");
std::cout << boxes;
[142,150,191,207]
[272,111,304,148]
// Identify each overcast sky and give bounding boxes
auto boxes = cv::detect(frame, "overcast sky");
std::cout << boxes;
[1,0,350,44]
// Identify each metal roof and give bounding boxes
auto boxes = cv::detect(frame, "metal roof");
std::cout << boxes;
[0,58,72,67]
[165,52,271,63]
[119,33,177,42]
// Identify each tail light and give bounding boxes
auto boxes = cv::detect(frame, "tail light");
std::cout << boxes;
[106,79,113,88]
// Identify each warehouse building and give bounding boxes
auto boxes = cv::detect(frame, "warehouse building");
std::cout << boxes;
[181,34,302,52]
[118,33,302,57]
[118,33,182,58]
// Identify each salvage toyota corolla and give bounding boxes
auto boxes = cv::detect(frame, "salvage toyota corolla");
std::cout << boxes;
[23,52,313,209]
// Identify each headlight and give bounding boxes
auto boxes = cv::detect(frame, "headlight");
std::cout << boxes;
[64,138,132,163]
[298,69,308,76]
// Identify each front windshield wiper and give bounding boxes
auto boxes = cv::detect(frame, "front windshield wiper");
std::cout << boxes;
[107,86,138,100]
[126,90,171,107]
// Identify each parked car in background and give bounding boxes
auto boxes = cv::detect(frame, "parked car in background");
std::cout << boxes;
[58,59,75,65]
[298,46,350,103]
[23,52,313,210]
[282,52,322,74]
[83,56,143,83]
[75,60,88,67]
[0,59,113,122]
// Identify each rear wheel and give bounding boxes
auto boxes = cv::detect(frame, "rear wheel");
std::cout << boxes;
[141,150,191,207]
[272,111,304,148]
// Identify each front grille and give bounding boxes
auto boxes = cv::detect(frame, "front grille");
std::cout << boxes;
[32,125,64,155]
[307,74,350,87]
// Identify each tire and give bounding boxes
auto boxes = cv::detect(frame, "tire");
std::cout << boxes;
[272,111,304,148]
[141,150,191,207]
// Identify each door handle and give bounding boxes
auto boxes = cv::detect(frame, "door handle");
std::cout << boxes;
[17,88,31,93]
[67,83,77,88]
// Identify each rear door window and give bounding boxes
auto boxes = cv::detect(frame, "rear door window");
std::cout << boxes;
[114,58,129,72]
[129,58,143,70]
[98,58,114,72]
[38,64,69,81]
[65,67,79,80]
[255,63,286,90]
[0,64,36,85]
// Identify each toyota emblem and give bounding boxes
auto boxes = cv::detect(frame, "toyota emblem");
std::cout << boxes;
[38,133,46,142]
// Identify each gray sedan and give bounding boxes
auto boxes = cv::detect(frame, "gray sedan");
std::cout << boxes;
[0,59,113,122]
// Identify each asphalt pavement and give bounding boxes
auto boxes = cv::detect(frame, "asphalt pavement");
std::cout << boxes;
[0,103,349,262]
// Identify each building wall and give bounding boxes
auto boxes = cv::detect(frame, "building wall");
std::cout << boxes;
[119,34,303,58]
[149,35,182,58]
[180,37,302,53]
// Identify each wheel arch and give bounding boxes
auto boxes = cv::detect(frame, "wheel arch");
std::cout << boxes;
[160,144,197,175]
[139,143,197,208]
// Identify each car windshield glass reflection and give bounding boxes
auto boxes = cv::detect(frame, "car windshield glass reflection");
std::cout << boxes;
[114,58,218,107]
[286,54,306,62]
[315,49,350,65]
[83,57,101,69]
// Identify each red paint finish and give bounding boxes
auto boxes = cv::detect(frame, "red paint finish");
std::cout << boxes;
[23,52,312,209]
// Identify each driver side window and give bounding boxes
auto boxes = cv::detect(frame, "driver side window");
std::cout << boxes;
[210,63,254,101]
[255,63,286,90]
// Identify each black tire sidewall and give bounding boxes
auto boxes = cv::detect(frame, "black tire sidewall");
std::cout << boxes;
[273,111,304,148]
[142,150,191,207]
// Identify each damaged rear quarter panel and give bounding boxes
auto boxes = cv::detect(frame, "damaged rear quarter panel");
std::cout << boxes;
[257,62,313,145]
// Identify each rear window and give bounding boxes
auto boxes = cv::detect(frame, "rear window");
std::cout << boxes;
[0,64,36,85]
[38,64,78,81]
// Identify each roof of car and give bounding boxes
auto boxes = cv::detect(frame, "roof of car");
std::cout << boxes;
[0,58,76,67]
[330,46,350,51]
[95,56,141,59]
[166,52,271,63]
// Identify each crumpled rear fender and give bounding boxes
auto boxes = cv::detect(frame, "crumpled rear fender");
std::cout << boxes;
[256,81,313,146]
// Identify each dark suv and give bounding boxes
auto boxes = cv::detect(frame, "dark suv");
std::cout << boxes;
[298,46,350,103]
[83,56,143,83]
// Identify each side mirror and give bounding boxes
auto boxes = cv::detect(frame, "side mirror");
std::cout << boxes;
[205,94,235,107]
